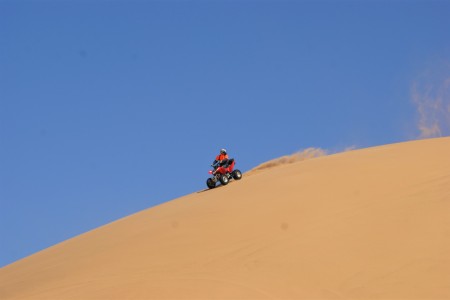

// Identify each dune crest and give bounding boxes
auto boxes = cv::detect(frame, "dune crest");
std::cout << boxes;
[1,137,450,300]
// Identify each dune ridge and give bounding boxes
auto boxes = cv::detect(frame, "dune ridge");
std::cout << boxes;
[1,137,450,299]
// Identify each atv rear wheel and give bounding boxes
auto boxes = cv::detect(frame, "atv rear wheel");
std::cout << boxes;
[232,170,242,180]
[219,174,229,185]
[206,178,216,189]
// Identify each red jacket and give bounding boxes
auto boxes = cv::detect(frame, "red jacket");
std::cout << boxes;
[216,153,228,162]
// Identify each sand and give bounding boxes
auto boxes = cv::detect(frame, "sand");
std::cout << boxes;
[1,137,449,299]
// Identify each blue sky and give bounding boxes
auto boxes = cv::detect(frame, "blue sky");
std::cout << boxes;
[1,0,449,267]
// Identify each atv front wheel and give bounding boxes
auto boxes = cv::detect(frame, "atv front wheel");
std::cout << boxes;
[206,178,216,189]
[219,174,229,185]
[232,170,242,180]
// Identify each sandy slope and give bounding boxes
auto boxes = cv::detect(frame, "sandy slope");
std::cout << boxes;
[1,137,450,300]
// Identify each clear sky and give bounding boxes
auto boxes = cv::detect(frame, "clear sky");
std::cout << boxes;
[1,0,449,267]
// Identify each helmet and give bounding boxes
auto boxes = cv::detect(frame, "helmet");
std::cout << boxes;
[220,148,227,154]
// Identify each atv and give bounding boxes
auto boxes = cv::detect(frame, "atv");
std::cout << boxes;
[206,158,242,189]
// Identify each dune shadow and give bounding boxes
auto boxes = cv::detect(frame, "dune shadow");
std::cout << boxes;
[197,185,224,193]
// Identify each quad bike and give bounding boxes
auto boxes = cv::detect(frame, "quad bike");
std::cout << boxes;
[206,159,242,189]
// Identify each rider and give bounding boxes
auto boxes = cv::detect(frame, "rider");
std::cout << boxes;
[212,148,229,174]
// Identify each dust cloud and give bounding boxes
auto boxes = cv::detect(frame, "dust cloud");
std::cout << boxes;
[412,64,450,138]
[246,148,327,175]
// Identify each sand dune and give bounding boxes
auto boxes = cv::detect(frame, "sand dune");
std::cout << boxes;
[1,137,450,300]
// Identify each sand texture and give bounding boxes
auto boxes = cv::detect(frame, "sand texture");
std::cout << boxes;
[1,137,450,299]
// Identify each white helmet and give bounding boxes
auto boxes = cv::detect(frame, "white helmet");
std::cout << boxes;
[220,148,227,154]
